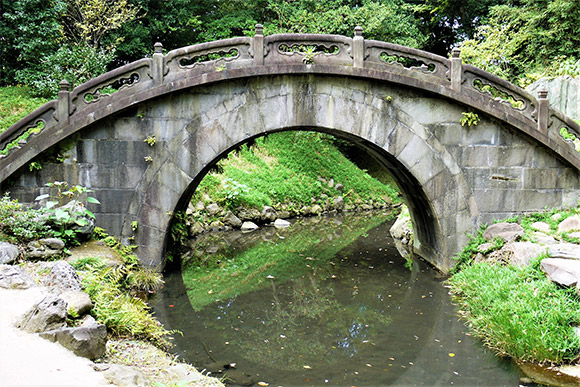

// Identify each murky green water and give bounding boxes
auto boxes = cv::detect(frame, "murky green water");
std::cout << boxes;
[152,211,527,386]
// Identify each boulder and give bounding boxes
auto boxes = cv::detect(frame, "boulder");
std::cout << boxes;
[390,208,413,241]
[558,215,580,233]
[39,238,65,250]
[188,222,205,236]
[482,222,524,242]
[24,239,64,261]
[477,242,496,253]
[0,264,35,289]
[59,290,93,316]
[531,232,557,245]
[40,315,106,360]
[500,242,545,267]
[261,206,277,222]
[206,203,220,216]
[16,294,67,333]
[274,219,291,228]
[238,208,261,221]
[45,261,82,294]
[241,221,259,232]
[224,211,242,228]
[102,364,147,386]
[333,196,345,210]
[548,243,580,260]
[310,204,323,215]
[0,242,20,264]
[541,258,580,288]
[530,221,551,234]
[195,201,205,211]
[335,183,344,191]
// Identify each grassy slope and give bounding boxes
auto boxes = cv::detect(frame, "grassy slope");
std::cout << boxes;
[0,86,49,132]
[191,131,400,211]
[448,208,580,364]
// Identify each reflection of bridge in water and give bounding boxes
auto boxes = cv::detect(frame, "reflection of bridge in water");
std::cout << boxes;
[1,25,579,272]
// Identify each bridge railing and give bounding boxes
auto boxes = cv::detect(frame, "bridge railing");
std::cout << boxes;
[2,25,580,172]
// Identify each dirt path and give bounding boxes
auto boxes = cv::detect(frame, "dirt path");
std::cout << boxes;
[0,286,109,386]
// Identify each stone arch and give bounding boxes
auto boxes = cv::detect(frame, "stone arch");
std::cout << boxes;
[127,75,478,272]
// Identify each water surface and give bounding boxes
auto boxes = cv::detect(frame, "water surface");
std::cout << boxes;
[153,211,526,386]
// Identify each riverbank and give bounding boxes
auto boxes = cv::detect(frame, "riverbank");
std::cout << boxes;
[0,240,223,386]
[444,207,580,386]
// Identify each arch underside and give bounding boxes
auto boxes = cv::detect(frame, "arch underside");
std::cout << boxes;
[4,74,580,273]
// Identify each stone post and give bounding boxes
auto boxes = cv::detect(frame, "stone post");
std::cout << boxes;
[537,89,549,134]
[152,42,164,86]
[353,26,364,68]
[57,80,71,126]
[254,24,264,66]
[450,48,462,92]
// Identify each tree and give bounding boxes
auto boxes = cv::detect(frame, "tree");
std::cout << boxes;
[459,0,580,84]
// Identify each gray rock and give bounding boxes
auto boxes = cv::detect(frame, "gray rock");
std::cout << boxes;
[500,242,545,267]
[310,204,323,215]
[59,290,93,316]
[164,364,204,384]
[531,232,557,245]
[189,222,205,236]
[261,206,277,222]
[0,264,35,289]
[531,221,551,234]
[328,178,334,188]
[40,315,106,360]
[0,242,20,264]
[333,196,345,210]
[335,183,343,191]
[25,240,62,261]
[541,258,580,288]
[241,221,259,232]
[206,203,220,216]
[238,208,261,221]
[390,208,413,241]
[103,364,147,386]
[39,238,65,250]
[548,243,580,260]
[45,261,82,294]
[482,222,524,242]
[477,242,496,253]
[569,231,580,239]
[274,218,291,228]
[195,201,205,211]
[209,220,224,230]
[225,211,242,228]
[16,294,67,333]
[552,213,563,221]
[558,215,580,233]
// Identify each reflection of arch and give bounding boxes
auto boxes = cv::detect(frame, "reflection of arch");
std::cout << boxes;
[129,75,478,272]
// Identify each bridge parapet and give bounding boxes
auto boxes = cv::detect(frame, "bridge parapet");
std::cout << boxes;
[3,25,580,183]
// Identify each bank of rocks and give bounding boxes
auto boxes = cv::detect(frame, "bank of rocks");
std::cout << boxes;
[455,214,580,386]
[184,194,393,239]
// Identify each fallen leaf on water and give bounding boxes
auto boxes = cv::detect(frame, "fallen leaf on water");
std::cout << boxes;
[266,275,275,279]
[208,290,213,294]
[448,353,455,357]
[366,364,372,367]
[389,357,395,361]
[258,382,269,386]
[303,365,312,369]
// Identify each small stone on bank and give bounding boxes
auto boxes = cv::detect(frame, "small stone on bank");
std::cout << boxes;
[274,219,291,228]
[241,221,259,232]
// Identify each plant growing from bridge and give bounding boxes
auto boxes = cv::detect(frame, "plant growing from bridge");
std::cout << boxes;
[460,111,480,127]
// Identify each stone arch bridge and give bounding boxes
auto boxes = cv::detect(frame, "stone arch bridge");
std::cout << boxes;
[2,26,580,273]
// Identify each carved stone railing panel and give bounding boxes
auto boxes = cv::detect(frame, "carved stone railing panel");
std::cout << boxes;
[462,65,537,121]
[0,101,56,156]
[164,37,253,79]
[364,40,450,81]
[548,111,580,154]
[264,34,353,66]
[70,58,151,113]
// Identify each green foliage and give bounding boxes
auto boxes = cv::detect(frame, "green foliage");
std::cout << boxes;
[0,86,49,133]
[144,135,156,147]
[460,111,480,127]
[16,43,114,98]
[28,161,42,171]
[449,261,580,363]
[559,127,580,153]
[192,131,399,212]
[35,181,101,245]
[460,0,580,84]
[0,194,51,243]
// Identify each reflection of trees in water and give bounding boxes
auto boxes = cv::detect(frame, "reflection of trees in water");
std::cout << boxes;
[205,270,392,371]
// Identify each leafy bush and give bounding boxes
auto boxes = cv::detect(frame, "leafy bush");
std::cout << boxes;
[16,44,114,98]
[0,194,50,243]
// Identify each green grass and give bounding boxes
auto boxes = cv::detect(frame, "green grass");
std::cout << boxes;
[0,86,49,133]
[448,260,580,363]
[191,131,400,211]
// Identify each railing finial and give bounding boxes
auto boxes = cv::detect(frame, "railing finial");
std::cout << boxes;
[154,42,163,54]
[537,89,549,134]
[59,79,70,92]
[254,24,265,66]
[353,26,364,68]
[452,47,461,59]
[450,48,462,92]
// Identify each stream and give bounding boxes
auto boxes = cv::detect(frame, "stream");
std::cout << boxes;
[152,211,531,386]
